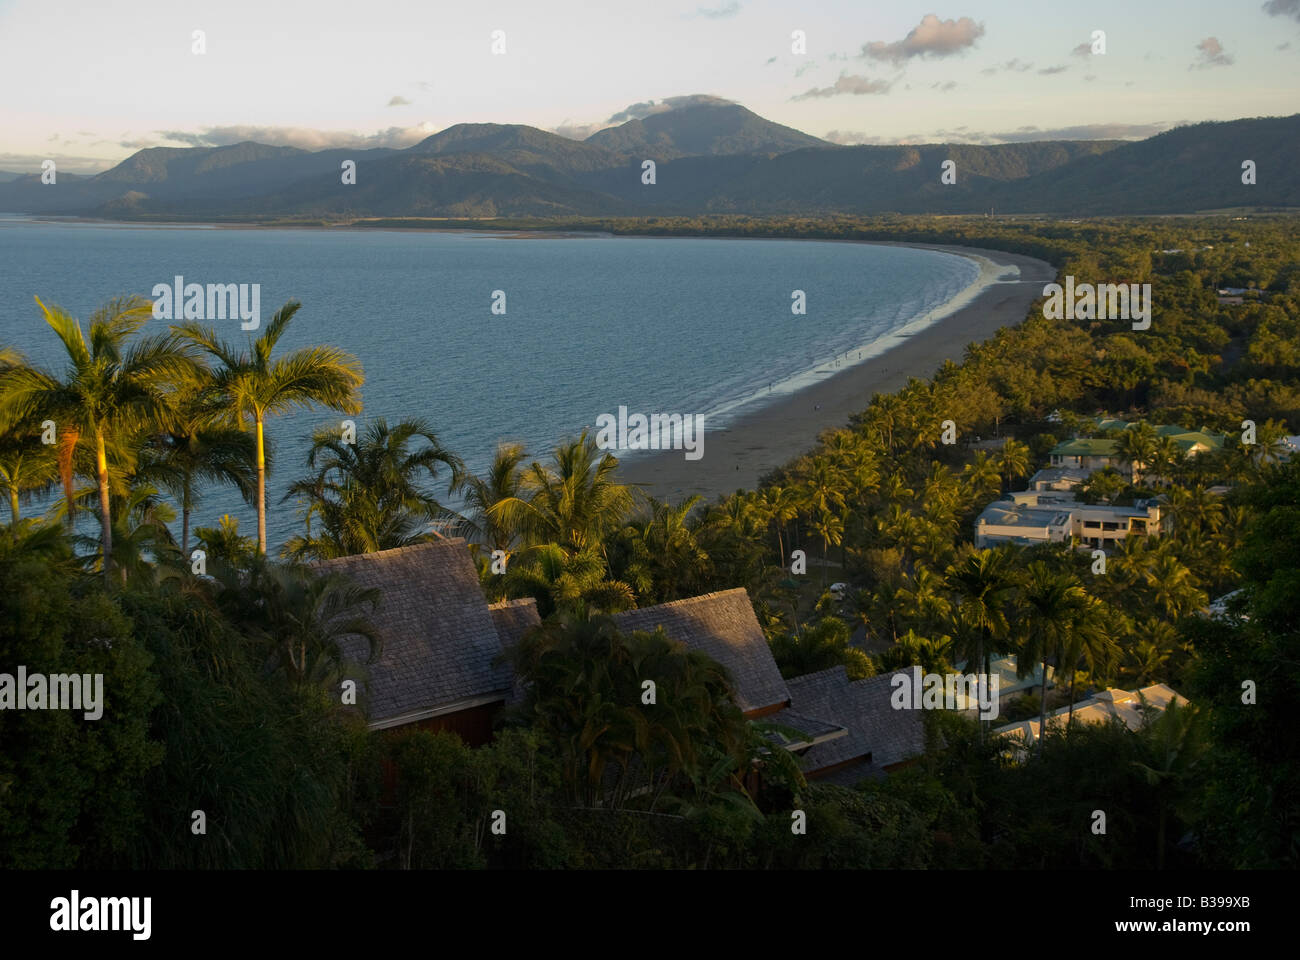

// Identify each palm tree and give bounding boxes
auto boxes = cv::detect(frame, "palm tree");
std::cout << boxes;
[282,417,463,561]
[961,451,1001,503]
[0,296,198,581]
[138,380,257,555]
[1115,422,1158,485]
[1060,596,1120,725]
[944,546,1017,728]
[1132,698,1203,869]
[1017,561,1088,755]
[760,485,799,567]
[995,437,1032,492]
[176,300,364,554]
[489,430,633,557]
[208,554,381,688]
[615,495,711,602]
[0,424,58,524]
[454,442,526,562]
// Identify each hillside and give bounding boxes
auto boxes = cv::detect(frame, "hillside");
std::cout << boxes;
[1,106,1295,219]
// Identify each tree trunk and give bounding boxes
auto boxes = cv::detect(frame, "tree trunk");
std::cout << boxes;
[9,487,19,525]
[182,478,192,557]
[256,415,267,554]
[1036,650,1049,758]
[96,431,112,583]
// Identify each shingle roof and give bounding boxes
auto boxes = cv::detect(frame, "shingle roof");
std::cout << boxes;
[489,598,542,707]
[489,598,542,650]
[786,666,925,773]
[316,539,512,725]
[612,588,790,714]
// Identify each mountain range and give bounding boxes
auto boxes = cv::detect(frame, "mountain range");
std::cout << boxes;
[2,102,1297,220]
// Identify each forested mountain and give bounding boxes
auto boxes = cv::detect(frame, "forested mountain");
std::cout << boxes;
[2,104,1296,219]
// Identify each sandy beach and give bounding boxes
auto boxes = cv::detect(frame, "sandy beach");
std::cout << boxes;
[617,241,1056,500]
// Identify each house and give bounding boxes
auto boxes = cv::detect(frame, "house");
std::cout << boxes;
[612,589,794,719]
[974,490,1164,549]
[1049,421,1225,478]
[784,667,926,785]
[1027,466,1090,492]
[316,539,515,743]
[1048,437,1121,474]
[955,655,1054,709]
[993,684,1189,751]
[318,548,927,787]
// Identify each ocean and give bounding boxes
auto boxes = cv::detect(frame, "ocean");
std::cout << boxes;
[0,217,978,550]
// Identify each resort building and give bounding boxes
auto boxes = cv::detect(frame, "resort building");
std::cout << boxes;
[1026,466,1090,492]
[974,490,1164,549]
[316,539,518,743]
[784,667,925,784]
[319,540,926,786]
[993,684,1189,751]
[1048,421,1224,479]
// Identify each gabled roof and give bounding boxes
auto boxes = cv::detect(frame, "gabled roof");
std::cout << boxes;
[1051,438,1118,457]
[490,598,542,707]
[317,539,513,727]
[612,588,790,714]
[489,597,541,650]
[786,666,925,773]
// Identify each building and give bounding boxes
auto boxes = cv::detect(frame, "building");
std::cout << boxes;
[784,667,925,785]
[1048,421,1225,479]
[974,490,1164,549]
[316,539,517,743]
[1026,466,1090,492]
[1048,437,1123,474]
[320,544,928,787]
[993,684,1189,752]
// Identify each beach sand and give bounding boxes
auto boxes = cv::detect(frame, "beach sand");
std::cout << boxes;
[617,242,1056,501]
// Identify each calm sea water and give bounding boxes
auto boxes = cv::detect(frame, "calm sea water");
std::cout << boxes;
[0,217,976,550]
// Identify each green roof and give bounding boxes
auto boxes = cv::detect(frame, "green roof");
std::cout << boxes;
[1051,438,1119,456]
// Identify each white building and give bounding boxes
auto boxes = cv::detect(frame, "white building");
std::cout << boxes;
[975,490,1164,549]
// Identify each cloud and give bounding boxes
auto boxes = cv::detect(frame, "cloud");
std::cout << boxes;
[387,95,412,106]
[1072,41,1094,57]
[1191,36,1234,68]
[551,121,607,140]
[550,95,734,140]
[0,152,116,175]
[822,121,1172,146]
[604,94,732,124]
[1038,64,1068,75]
[981,57,1032,75]
[860,14,984,64]
[695,1,740,18]
[931,80,958,91]
[1262,0,1300,22]
[154,124,440,151]
[764,55,776,65]
[795,60,816,77]
[792,73,892,100]
[1084,73,1097,82]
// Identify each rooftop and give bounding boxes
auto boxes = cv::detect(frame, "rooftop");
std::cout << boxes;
[613,588,791,715]
[786,666,925,773]
[317,539,514,727]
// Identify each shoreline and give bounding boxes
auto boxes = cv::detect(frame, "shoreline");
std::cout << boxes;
[616,242,1056,500]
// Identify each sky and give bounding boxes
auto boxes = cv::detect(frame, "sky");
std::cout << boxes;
[1,0,1297,173]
